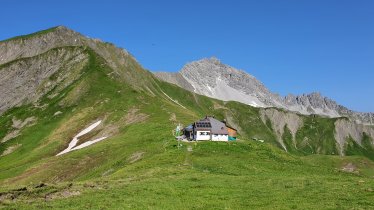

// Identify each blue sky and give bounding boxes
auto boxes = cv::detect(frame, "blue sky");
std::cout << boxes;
[1,0,373,112]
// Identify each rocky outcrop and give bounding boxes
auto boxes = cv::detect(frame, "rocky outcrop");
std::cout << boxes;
[1,143,22,156]
[155,57,283,108]
[285,93,374,125]
[284,93,340,117]
[334,119,374,155]
[0,26,128,67]
[260,108,303,151]
[154,57,374,125]
[0,47,88,114]
[0,26,157,115]
[0,26,156,93]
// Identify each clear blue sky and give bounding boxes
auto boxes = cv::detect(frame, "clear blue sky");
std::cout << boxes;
[1,0,373,112]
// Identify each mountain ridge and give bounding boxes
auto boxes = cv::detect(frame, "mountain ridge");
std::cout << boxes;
[0,26,158,115]
[0,26,373,159]
[154,57,374,125]
[1,26,373,157]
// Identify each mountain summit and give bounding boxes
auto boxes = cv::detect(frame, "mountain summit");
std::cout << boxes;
[154,57,374,124]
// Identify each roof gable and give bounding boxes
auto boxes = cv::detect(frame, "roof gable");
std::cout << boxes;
[207,117,228,135]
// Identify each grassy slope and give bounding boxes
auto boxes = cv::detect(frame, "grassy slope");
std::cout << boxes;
[0,46,373,209]
[2,141,374,209]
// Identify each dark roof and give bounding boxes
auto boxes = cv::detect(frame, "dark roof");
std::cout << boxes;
[208,117,228,135]
[194,118,211,131]
[192,116,235,135]
[196,122,211,128]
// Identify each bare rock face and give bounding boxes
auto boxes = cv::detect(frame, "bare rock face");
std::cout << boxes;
[0,47,89,114]
[0,26,131,67]
[260,108,303,150]
[0,26,154,89]
[0,26,156,115]
[0,26,83,65]
[154,57,374,125]
[334,119,374,155]
[284,93,341,117]
[155,57,284,108]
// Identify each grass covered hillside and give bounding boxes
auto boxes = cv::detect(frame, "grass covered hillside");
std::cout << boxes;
[0,27,373,209]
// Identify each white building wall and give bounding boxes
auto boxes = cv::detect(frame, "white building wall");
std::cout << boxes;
[212,134,229,141]
[196,131,211,140]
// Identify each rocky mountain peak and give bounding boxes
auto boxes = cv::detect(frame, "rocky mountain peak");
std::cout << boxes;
[201,56,221,65]
[0,26,86,65]
[157,57,282,108]
[55,25,71,31]
[180,57,255,82]
[155,57,374,124]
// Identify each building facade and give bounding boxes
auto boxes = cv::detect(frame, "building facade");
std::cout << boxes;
[184,116,236,141]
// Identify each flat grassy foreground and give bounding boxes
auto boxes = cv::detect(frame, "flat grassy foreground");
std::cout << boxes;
[1,140,373,209]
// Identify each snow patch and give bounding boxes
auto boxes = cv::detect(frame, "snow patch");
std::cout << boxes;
[71,136,108,151]
[56,120,107,156]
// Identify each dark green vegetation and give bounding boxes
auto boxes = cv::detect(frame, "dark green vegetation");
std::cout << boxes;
[0,28,373,209]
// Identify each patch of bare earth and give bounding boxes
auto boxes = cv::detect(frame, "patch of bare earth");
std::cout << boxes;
[93,108,148,138]
[41,107,94,147]
[213,102,227,110]
[45,190,81,201]
[123,108,149,126]
[127,151,145,163]
[0,184,82,204]
[341,162,359,174]
[169,113,177,123]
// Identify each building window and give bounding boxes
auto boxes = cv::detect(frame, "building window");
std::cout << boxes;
[199,132,210,136]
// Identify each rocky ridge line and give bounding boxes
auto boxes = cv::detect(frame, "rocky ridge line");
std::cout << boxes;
[154,57,374,125]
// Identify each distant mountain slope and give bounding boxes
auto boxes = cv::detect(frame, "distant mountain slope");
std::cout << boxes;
[154,57,374,124]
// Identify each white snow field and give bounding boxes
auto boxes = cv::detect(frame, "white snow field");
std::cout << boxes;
[56,120,107,156]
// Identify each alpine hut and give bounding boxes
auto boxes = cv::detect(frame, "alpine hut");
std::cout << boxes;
[184,116,237,141]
